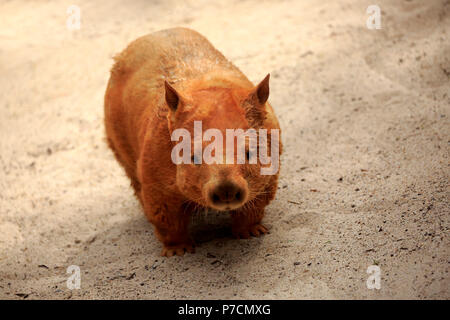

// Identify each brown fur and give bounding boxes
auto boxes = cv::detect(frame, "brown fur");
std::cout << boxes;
[104,28,281,257]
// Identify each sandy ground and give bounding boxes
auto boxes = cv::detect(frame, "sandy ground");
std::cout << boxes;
[0,0,449,299]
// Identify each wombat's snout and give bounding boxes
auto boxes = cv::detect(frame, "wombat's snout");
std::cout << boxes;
[208,181,247,211]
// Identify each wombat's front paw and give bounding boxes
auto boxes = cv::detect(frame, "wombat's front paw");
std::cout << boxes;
[161,243,195,257]
[232,224,269,239]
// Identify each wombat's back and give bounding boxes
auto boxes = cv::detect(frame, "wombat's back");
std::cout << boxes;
[110,27,247,87]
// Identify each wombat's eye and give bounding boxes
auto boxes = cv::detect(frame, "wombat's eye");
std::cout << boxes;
[191,154,200,165]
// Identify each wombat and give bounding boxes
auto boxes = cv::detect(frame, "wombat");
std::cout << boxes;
[104,28,281,257]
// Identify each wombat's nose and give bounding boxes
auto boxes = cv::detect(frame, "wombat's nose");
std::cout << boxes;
[210,182,244,206]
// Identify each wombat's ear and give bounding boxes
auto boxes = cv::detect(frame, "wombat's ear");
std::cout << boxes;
[164,81,182,113]
[253,73,270,105]
[243,74,270,127]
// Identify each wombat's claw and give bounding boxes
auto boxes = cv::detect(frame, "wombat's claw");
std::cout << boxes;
[233,224,269,239]
[161,243,195,257]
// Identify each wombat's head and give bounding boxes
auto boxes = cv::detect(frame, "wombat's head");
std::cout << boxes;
[165,75,279,211]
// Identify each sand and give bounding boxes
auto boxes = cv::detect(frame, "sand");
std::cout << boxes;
[0,0,449,299]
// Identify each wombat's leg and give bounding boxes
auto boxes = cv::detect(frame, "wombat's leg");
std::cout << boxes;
[231,180,278,239]
[231,203,269,239]
[144,202,195,257]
